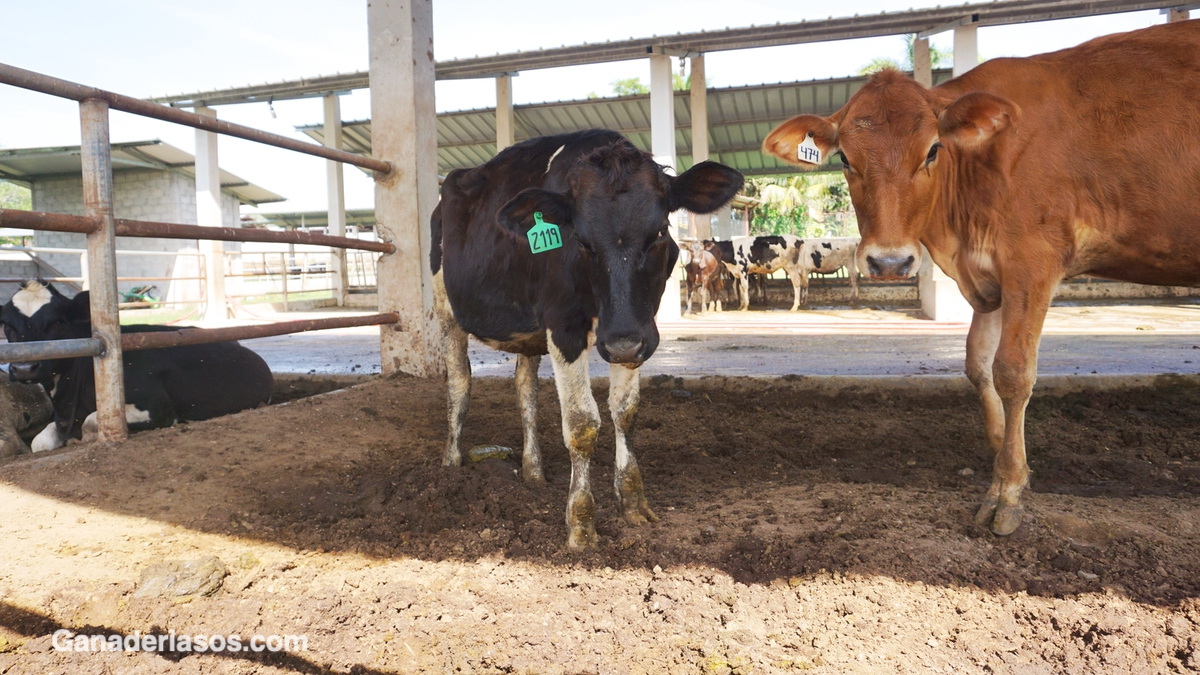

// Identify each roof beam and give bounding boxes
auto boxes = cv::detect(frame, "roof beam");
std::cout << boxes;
[147,0,1182,106]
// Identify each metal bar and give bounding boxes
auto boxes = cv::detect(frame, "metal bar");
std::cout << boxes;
[0,338,104,364]
[0,62,392,175]
[113,218,396,253]
[280,253,289,312]
[0,208,99,234]
[1,245,203,257]
[79,98,128,442]
[121,312,399,351]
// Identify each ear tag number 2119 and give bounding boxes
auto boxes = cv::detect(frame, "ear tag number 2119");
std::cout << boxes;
[527,211,563,254]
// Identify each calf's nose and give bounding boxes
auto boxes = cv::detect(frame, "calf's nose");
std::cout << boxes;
[8,362,38,381]
[866,254,916,279]
[601,337,646,365]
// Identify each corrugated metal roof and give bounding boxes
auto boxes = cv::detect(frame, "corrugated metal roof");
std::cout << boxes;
[0,140,285,206]
[298,70,953,176]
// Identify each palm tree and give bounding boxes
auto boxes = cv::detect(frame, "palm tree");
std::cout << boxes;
[859,35,952,75]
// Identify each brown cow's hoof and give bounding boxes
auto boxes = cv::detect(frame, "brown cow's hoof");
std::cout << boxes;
[974,498,998,527]
[991,505,1024,536]
[567,524,598,549]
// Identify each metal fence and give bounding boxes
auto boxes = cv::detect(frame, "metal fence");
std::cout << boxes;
[0,61,399,443]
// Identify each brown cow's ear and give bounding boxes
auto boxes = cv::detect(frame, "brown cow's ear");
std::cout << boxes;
[939,92,1020,150]
[763,115,839,168]
[496,188,574,241]
[669,161,744,214]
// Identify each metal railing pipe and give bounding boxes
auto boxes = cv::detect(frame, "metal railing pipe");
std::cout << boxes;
[121,312,400,351]
[0,62,393,175]
[114,218,396,253]
[0,338,105,364]
[0,209,99,234]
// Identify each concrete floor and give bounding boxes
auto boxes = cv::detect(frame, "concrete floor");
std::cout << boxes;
[240,300,1200,379]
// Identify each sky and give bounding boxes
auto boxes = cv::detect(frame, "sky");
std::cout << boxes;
[0,1,1166,215]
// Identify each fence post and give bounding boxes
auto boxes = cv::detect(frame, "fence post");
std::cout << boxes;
[280,252,289,312]
[369,0,442,377]
[79,98,128,442]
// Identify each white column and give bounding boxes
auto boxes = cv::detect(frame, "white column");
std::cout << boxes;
[913,36,933,87]
[689,55,712,240]
[324,93,348,307]
[1167,7,1190,22]
[496,74,515,152]
[650,53,680,321]
[715,206,733,238]
[194,105,227,322]
[370,0,442,377]
[953,24,978,77]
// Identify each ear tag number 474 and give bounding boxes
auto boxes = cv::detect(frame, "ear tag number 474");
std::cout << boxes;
[528,211,563,254]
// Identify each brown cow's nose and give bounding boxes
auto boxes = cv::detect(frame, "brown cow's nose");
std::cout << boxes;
[866,255,916,279]
[602,337,646,364]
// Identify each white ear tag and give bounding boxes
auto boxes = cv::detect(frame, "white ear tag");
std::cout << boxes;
[798,135,822,164]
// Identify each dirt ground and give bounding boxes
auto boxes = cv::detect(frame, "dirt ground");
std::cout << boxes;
[0,374,1199,674]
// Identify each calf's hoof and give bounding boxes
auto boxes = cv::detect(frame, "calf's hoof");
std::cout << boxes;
[974,498,998,527]
[991,505,1024,536]
[522,465,545,484]
[621,501,659,527]
[441,451,462,467]
[567,523,598,549]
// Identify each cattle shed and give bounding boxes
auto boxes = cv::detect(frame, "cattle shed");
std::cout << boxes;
[0,140,282,302]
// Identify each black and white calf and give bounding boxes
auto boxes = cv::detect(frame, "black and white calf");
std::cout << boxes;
[0,281,273,451]
[713,235,801,310]
[433,129,742,548]
[791,238,859,308]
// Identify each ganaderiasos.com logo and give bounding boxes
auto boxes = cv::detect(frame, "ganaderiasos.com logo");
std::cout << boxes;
[53,630,307,653]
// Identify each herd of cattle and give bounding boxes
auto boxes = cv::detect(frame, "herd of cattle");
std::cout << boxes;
[680,235,859,313]
[2,22,1198,552]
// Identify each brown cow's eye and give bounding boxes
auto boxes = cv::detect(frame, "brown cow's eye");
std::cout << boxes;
[925,143,942,165]
[837,151,849,170]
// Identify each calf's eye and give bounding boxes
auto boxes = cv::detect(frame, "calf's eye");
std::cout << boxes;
[925,143,942,165]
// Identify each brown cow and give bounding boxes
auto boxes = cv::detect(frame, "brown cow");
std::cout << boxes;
[763,21,1200,536]
[683,241,723,314]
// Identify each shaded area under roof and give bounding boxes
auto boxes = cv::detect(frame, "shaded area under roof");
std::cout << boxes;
[297,70,953,176]
[148,0,1177,104]
[0,140,285,206]
[248,209,377,230]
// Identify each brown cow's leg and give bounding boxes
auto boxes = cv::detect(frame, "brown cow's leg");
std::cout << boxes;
[436,271,471,468]
[516,354,544,483]
[986,282,1054,536]
[548,330,601,549]
[609,362,657,526]
[965,309,1006,527]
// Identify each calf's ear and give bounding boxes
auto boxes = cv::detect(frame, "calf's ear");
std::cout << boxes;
[669,162,744,214]
[763,114,839,168]
[67,291,90,322]
[939,92,1020,151]
[496,188,574,240]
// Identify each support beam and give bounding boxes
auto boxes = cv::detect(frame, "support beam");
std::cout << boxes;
[690,55,712,240]
[913,36,933,87]
[194,105,227,322]
[324,93,348,306]
[370,0,442,377]
[78,98,127,443]
[1166,7,1191,20]
[495,74,515,152]
[953,24,979,77]
[650,53,680,321]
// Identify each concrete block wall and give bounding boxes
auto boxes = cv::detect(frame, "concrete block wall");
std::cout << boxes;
[30,170,241,300]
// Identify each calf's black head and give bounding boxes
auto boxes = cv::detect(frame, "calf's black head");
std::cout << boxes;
[499,141,743,365]
[0,282,90,386]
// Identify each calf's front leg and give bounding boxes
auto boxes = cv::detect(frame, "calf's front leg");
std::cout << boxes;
[966,308,1006,528]
[515,354,544,483]
[548,330,601,549]
[609,363,657,526]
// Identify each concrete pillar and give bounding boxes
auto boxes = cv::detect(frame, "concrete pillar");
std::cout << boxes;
[194,106,227,322]
[370,0,442,377]
[953,24,978,77]
[1167,7,1190,21]
[324,93,348,307]
[650,53,680,321]
[689,55,712,240]
[913,36,933,88]
[715,206,733,239]
[496,74,515,152]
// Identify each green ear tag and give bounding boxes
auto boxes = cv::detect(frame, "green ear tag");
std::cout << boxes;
[527,211,563,254]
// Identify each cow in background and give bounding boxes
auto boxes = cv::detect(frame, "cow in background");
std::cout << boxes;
[763,21,1200,535]
[1,281,273,451]
[712,235,801,310]
[433,129,742,548]
[683,240,723,314]
[789,238,860,309]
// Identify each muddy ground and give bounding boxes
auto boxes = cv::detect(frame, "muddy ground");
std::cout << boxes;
[0,374,1198,673]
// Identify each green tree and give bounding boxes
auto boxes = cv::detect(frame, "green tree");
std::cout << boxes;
[858,34,952,75]
[610,77,649,96]
[744,175,857,238]
[0,180,30,210]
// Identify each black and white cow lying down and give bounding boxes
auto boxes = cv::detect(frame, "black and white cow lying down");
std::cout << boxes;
[1,281,273,452]
[433,129,743,548]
